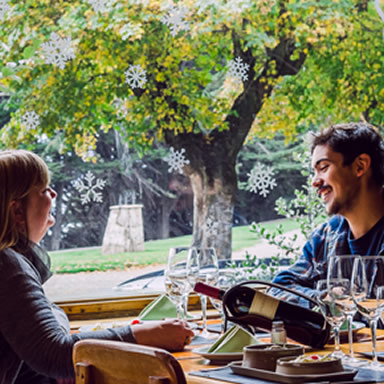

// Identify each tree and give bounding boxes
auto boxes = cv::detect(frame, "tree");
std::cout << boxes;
[0,0,373,258]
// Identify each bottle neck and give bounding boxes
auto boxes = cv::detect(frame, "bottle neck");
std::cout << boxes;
[194,282,224,300]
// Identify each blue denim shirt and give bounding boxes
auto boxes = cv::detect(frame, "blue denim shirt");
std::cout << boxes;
[271,215,384,307]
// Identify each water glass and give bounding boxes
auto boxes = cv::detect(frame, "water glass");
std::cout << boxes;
[315,279,345,358]
[192,247,219,339]
[327,254,362,366]
[352,256,384,369]
[164,247,194,320]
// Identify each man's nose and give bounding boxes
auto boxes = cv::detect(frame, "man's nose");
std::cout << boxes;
[311,174,322,188]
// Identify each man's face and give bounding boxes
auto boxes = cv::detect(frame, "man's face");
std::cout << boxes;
[311,145,360,216]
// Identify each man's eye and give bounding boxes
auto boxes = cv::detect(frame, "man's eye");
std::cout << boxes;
[320,165,329,172]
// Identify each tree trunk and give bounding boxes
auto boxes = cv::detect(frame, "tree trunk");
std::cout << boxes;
[190,170,235,260]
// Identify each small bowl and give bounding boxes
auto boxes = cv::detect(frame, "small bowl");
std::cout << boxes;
[276,355,343,375]
[242,344,304,371]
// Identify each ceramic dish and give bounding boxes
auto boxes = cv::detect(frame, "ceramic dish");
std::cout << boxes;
[194,347,243,364]
[243,343,304,371]
[276,355,343,375]
[229,361,357,384]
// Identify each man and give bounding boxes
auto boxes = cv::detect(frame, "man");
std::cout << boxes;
[271,122,384,307]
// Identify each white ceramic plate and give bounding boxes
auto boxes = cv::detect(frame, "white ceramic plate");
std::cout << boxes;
[194,346,243,364]
[79,321,131,332]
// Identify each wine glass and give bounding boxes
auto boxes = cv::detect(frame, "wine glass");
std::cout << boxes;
[315,279,345,358]
[209,268,236,333]
[192,247,219,339]
[327,254,362,366]
[164,247,194,320]
[352,256,384,369]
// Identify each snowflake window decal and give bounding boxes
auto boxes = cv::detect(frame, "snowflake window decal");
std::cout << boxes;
[161,5,190,37]
[21,111,40,131]
[247,162,277,198]
[226,0,252,13]
[227,56,250,84]
[164,147,190,174]
[114,98,129,119]
[205,216,219,237]
[195,0,219,14]
[0,0,11,21]
[120,22,141,40]
[88,0,110,13]
[125,64,147,89]
[73,171,106,205]
[41,32,76,70]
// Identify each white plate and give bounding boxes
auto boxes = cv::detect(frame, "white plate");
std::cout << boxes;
[79,321,130,332]
[194,346,243,364]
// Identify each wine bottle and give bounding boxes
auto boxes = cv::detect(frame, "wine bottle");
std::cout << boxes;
[194,281,330,348]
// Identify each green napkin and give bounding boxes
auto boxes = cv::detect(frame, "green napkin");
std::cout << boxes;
[138,294,178,320]
[207,325,263,353]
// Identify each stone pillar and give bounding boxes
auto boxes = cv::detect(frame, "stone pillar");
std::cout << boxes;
[102,204,145,255]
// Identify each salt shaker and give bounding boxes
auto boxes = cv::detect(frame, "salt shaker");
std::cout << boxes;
[271,320,287,345]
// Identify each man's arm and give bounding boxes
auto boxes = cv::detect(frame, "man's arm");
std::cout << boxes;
[269,223,330,308]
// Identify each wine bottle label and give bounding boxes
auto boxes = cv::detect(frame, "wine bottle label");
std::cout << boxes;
[249,290,279,320]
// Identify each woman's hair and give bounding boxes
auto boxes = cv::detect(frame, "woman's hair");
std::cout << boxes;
[309,122,384,186]
[0,149,50,251]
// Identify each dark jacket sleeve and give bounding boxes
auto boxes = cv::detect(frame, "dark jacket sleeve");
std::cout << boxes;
[0,249,135,379]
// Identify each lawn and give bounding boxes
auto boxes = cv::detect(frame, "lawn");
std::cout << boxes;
[49,219,300,274]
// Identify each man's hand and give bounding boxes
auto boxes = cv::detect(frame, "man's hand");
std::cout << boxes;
[131,319,195,352]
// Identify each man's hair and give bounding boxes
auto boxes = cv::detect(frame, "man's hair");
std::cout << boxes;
[309,122,384,186]
[0,149,50,251]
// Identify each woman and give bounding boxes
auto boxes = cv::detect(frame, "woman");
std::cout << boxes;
[0,149,193,384]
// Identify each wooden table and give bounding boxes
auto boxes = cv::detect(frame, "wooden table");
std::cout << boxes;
[71,317,384,384]
[174,329,384,384]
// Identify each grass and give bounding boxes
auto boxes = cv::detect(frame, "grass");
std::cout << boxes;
[49,218,300,274]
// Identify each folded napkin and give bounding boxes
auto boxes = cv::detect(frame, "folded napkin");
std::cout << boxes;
[207,325,263,354]
[138,294,178,320]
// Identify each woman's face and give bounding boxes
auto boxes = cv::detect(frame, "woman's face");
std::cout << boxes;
[24,184,57,243]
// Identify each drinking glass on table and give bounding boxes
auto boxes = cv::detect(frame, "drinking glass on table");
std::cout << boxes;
[209,268,236,334]
[191,247,219,339]
[327,254,363,366]
[351,256,384,370]
[315,279,345,358]
[165,247,195,320]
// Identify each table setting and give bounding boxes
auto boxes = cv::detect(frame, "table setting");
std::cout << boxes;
[73,250,384,384]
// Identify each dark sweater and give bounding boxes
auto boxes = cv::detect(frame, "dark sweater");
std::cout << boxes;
[0,243,135,383]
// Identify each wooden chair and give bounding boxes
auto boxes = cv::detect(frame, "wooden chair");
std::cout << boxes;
[73,339,187,384]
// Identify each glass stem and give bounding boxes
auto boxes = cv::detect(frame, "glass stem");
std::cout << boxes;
[333,326,341,355]
[200,294,207,332]
[346,314,355,358]
[183,293,189,318]
[370,318,378,365]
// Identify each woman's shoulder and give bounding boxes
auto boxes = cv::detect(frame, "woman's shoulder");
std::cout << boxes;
[0,247,37,275]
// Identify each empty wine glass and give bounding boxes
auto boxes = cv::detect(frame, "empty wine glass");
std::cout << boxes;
[209,268,236,333]
[164,247,194,320]
[327,254,363,366]
[315,279,345,358]
[192,247,219,339]
[352,256,384,370]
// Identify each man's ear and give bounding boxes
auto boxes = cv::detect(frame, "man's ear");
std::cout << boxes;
[9,200,26,225]
[355,153,371,177]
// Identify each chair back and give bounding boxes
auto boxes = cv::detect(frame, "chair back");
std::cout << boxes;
[73,339,187,384]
